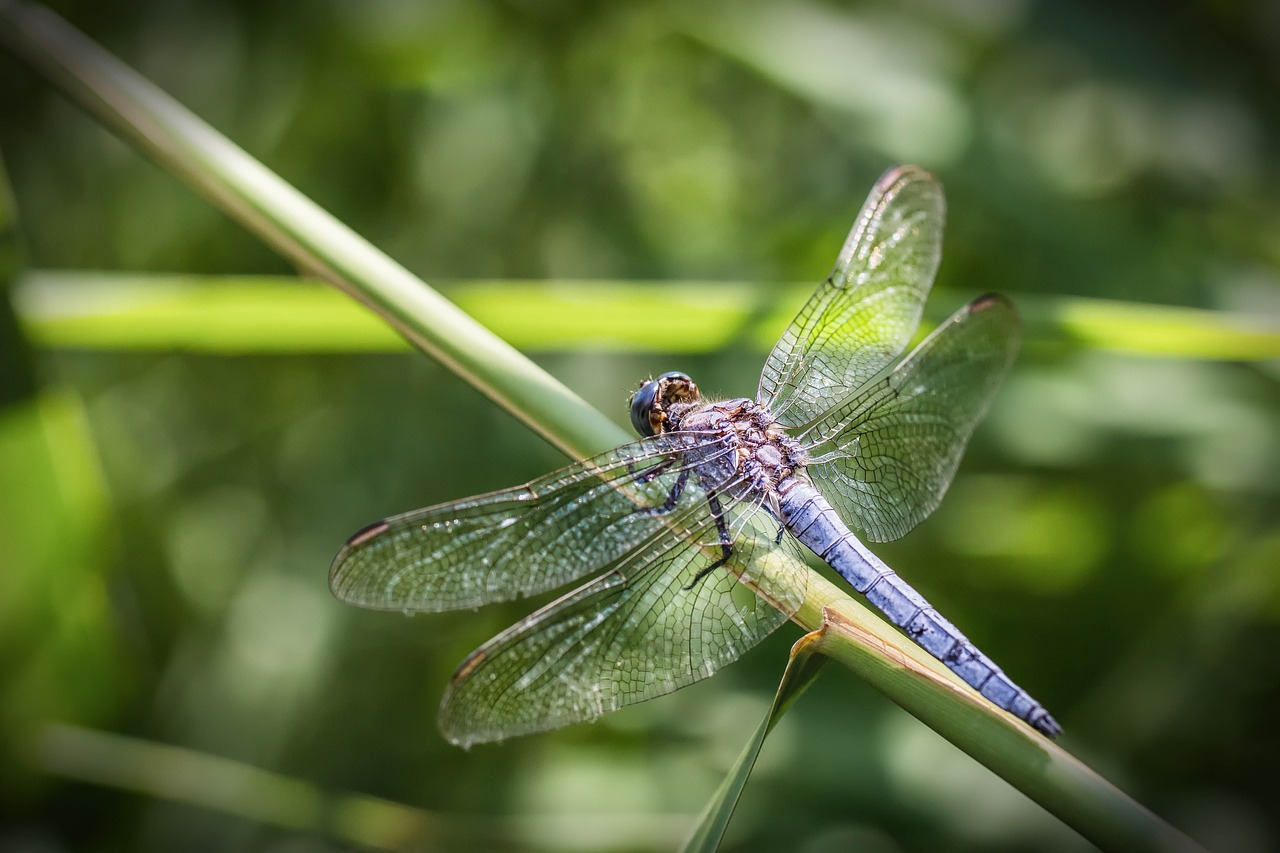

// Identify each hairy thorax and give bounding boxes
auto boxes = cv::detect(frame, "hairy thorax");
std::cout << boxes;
[668,398,809,505]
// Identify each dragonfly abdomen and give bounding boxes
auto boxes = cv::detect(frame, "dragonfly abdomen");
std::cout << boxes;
[778,480,1062,738]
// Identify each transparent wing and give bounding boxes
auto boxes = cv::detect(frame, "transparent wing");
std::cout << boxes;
[797,294,1020,543]
[759,165,944,428]
[330,432,740,612]
[437,488,809,746]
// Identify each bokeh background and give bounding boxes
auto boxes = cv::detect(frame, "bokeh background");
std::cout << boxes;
[2,1,1278,851]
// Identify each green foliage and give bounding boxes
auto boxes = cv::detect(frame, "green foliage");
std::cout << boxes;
[681,633,828,853]
[1,1,1277,852]
[15,272,1280,359]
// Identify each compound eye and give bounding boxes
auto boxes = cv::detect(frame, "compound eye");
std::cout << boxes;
[629,371,697,438]
[629,379,660,437]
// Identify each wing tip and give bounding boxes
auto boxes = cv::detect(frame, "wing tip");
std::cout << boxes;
[969,292,1012,312]
[328,519,391,597]
[878,163,936,189]
[868,164,945,236]
[874,165,943,210]
[345,519,391,548]
[967,293,1022,336]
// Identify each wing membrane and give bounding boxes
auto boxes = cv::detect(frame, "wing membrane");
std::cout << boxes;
[437,491,809,746]
[329,433,738,612]
[799,294,1020,542]
[759,166,944,427]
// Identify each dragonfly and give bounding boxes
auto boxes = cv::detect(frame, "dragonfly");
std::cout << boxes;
[330,165,1061,746]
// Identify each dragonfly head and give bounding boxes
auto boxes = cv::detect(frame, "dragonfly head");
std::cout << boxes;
[630,371,700,437]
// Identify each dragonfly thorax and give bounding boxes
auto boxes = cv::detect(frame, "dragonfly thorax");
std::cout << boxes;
[677,397,809,501]
[632,373,808,499]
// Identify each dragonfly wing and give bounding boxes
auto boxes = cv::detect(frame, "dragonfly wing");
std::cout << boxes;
[330,432,739,612]
[759,165,944,428]
[800,294,1020,543]
[437,491,809,746]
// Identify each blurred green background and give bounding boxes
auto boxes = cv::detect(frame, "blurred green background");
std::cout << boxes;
[2,1,1278,851]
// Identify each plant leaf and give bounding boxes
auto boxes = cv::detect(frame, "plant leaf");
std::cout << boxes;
[680,629,829,853]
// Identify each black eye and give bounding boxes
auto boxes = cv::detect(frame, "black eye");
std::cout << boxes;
[629,371,695,438]
[630,379,660,437]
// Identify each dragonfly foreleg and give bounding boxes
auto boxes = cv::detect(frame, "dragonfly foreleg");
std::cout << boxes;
[639,467,688,516]
[630,456,676,484]
[756,501,786,544]
[684,489,734,590]
[750,501,787,544]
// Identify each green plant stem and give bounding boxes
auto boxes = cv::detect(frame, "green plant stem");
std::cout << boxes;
[797,580,1205,853]
[15,271,1280,359]
[0,4,1207,851]
[0,1,623,462]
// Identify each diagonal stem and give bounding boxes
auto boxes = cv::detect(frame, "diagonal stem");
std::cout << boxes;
[0,0,625,462]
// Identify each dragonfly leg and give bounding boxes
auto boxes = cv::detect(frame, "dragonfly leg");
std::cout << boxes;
[640,467,688,516]
[684,489,734,590]
[631,456,675,484]
[750,501,786,544]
